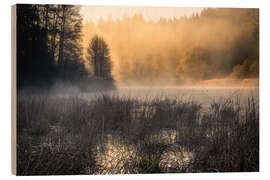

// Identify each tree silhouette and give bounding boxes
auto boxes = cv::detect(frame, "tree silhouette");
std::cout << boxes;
[55,5,87,81]
[17,4,55,88]
[87,35,112,79]
[17,4,89,89]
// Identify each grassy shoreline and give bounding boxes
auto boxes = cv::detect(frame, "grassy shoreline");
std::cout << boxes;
[17,93,259,175]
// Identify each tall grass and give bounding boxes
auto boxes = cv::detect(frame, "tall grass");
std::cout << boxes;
[17,93,259,175]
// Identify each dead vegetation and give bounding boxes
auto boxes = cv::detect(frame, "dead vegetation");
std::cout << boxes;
[17,93,259,175]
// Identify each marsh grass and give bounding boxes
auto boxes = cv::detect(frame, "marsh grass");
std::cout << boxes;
[17,93,259,175]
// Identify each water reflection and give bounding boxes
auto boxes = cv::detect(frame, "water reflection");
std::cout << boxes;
[93,133,140,174]
[91,129,196,174]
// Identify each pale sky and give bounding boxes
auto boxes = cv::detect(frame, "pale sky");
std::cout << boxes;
[80,6,204,24]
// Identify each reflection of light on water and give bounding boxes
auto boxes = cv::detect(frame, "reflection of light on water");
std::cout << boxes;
[89,129,196,174]
[159,145,195,173]
[146,129,196,172]
[92,133,140,174]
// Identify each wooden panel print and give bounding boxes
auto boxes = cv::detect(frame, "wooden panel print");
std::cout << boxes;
[11,4,259,175]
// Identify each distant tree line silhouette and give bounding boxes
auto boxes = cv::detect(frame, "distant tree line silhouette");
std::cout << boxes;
[82,8,259,85]
[17,5,259,88]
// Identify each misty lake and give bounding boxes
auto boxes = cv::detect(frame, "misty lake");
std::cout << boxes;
[75,87,259,107]
[18,86,259,174]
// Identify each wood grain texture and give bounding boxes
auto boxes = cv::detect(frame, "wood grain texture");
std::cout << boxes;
[11,4,17,175]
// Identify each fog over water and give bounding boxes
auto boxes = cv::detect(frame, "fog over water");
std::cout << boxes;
[61,87,259,108]
[111,87,257,103]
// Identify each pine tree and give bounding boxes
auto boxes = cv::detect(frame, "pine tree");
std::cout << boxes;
[87,35,112,79]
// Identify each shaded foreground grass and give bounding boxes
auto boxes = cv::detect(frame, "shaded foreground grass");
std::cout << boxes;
[17,93,259,175]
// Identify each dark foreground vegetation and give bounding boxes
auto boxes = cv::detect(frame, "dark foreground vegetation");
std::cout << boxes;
[17,94,259,175]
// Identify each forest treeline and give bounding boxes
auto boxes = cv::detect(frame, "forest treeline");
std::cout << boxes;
[17,5,259,88]
[82,8,259,86]
[17,4,114,90]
